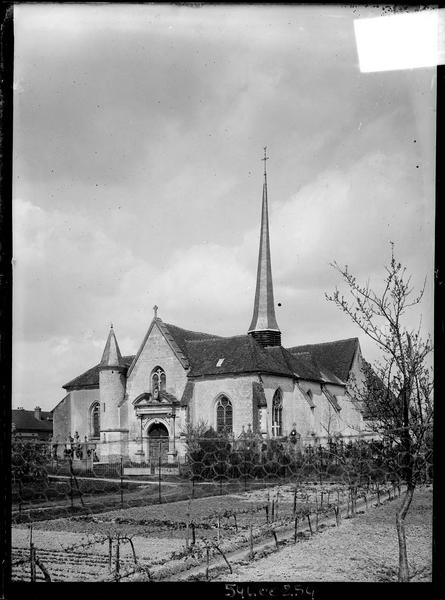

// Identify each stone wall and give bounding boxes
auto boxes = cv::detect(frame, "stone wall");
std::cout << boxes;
[191,374,257,437]
[125,322,188,439]
[52,394,72,443]
[53,388,100,442]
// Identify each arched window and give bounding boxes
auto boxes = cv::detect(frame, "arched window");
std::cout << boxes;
[272,389,283,437]
[151,366,166,397]
[90,402,100,439]
[216,396,233,434]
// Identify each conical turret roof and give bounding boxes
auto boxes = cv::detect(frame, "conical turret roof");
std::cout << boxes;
[100,324,124,368]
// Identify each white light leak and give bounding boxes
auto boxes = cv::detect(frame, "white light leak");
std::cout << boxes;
[354,9,445,72]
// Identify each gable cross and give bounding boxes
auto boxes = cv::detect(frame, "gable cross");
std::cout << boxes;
[153,305,158,318]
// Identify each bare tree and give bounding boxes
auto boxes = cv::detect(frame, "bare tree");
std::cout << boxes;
[326,243,433,582]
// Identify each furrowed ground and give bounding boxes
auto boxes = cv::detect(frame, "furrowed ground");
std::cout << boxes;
[12,482,432,582]
[214,487,433,582]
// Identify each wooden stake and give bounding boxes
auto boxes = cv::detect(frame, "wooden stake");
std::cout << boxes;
[307,514,313,535]
[271,529,279,549]
[205,546,210,580]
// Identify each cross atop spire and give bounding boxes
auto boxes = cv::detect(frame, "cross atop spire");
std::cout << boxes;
[248,148,281,347]
[153,305,158,319]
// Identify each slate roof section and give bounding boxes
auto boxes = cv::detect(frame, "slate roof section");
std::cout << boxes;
[164,323,221,355]
[63,355,134,389]
[185,335,292,377]
[287,338,359,383]
[62,326,359,390]
[265,346,343,384]
[12,409,53,432]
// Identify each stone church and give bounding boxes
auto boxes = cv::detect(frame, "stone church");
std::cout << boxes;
[53,154,367,463]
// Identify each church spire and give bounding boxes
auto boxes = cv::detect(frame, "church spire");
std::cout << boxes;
[100,323,124,368]
[248,147,281,347]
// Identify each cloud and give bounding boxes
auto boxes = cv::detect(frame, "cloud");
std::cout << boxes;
[12,5,435,410]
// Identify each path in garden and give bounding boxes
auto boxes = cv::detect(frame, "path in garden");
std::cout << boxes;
[212,487,433,582]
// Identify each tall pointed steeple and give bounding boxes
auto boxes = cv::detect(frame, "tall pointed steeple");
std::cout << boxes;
[100,323,124,368]
[248,147,281,347]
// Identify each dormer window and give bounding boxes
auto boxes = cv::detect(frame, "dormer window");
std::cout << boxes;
[216,358,225,367]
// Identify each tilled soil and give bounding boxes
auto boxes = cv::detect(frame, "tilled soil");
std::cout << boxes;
[213,487,433,582]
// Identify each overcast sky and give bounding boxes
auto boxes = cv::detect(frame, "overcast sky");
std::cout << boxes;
[13,4,436,411]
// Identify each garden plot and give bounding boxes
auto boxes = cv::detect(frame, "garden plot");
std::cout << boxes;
[13,481,377,581]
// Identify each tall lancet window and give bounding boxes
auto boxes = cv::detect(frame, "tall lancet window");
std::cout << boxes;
[272,389,283,437]
[216,396,233,434]
[151,366,166,398]
[90,402,100,439]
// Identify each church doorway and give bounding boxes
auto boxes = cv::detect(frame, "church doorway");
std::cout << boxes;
[147,422,169,464]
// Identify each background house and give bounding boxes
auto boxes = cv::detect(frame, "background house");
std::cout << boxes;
[12,406,53,440]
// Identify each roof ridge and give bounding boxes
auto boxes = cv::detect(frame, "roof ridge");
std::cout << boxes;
[186,334,247,344]
[164,322,221,338]
[289,337,359,349]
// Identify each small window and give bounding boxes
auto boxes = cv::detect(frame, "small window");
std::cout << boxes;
[151,366,166,395]
[216,358,225,367]
[90,402,100,438]
[272,389,283,437]
[216,396,233,433]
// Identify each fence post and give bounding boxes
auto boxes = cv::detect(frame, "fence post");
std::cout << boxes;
[205,545,210,580]
[158,442,162,504]
[115,536,120,582]
[69,460,74,509]
[307,513,313,535]
[120,457,124,508]
[29,526,36,582]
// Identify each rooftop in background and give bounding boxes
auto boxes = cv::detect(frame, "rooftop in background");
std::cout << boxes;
[12,407,53,439]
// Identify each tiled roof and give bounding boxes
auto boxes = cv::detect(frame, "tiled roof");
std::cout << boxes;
[164,323,221,355]
[63,326,359,390]
[12,410,53,432]
[287,338,359,382]
[63,355,134,389]
[266,346,343,384]
[185,335,292,377]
